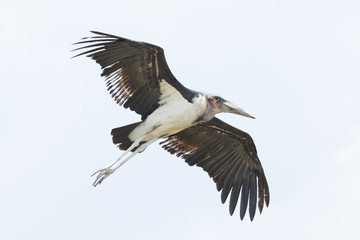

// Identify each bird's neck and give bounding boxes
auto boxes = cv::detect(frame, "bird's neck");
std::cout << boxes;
[197,96,220,122]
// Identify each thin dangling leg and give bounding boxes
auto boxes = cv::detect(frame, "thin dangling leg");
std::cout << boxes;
[92,138,157,186]
[92,134,147,176]
[91,126,158,186]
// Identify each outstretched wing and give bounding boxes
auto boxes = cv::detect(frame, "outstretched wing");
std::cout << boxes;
[73,31,197,120]
[160,117,269,220]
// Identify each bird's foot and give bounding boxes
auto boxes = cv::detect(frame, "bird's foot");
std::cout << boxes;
[91,166,116,187]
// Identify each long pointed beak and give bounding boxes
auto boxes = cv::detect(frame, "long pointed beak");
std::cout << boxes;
[222,101,255,119]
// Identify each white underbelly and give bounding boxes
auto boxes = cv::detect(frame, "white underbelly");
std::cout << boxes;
[129,93,206,142]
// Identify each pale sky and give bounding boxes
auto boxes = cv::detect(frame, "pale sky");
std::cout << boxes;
[1,0,360,239]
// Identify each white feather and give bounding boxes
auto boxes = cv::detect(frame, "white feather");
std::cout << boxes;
[129,80,207,141]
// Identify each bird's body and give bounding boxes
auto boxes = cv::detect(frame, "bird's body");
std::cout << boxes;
[73,31,270,221]
[128,82,205,143]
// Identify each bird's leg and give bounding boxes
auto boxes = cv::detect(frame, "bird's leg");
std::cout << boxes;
[91,127,158,187]
[92,138,157,186]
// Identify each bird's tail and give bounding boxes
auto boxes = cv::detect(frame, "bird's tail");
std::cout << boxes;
[111,122,142,152]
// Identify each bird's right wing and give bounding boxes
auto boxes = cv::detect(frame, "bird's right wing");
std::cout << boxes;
[160,117,269,220]
[73,31,198,120]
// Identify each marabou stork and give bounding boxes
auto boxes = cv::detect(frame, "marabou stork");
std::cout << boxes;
[73,31,269,220]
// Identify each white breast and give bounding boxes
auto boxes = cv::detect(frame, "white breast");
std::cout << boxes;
[128,80,206,141]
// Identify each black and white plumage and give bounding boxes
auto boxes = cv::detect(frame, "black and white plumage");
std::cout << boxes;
[73,31,269,221]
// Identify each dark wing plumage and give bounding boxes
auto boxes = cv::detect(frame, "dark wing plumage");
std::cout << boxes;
[160,117,269,220]
[73,31,197,120]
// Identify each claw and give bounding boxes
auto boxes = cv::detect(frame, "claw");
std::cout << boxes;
[92,167,115,187]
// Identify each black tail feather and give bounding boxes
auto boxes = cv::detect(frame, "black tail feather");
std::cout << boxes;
[111,122,141,151]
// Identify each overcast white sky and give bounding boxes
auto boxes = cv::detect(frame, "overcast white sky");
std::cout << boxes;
[1,0,359,239]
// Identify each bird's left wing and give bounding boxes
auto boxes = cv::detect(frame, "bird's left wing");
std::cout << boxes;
[160,117,270,220]
[73,31,197,120]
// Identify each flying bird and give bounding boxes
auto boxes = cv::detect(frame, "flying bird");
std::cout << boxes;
[73,31,269,220]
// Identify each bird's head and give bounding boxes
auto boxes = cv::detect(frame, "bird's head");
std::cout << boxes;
[207,95,255,119]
